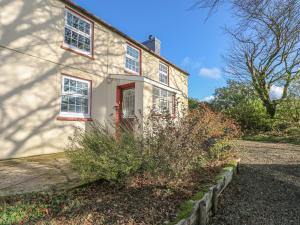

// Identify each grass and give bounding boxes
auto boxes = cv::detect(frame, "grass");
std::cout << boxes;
[243,127,300,145]
[244,133,300,145]
[168,158,239,225]
[0,187,89,225]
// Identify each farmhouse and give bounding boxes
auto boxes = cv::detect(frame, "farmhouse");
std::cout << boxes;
[0,0,189,160]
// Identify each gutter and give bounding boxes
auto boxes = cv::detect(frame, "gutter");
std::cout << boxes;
[60,0,190,76]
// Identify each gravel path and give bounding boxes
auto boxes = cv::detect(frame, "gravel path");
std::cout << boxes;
[210,141,300,225]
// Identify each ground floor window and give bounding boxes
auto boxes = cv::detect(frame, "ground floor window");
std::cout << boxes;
[60,75,91,118]
[153,86,175,114]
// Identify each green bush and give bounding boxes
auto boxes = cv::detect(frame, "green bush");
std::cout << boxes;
[211,81,273,133]
[208,140,234,160]
[66,104,240,185]
[66,122,143,183]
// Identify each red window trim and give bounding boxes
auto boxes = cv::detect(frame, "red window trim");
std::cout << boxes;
[115,82,135,136]
[159,61,170,86]
[57,73,93,121]
[126,42,142,76]
[57,117,93,122]
[62,6,95,60]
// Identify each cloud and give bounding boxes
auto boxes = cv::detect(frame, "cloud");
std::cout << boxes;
[270,85,283,100]
[181,57,202,69]
[182,57,191,67]
[203,95,215,102]
[199,67,221,79]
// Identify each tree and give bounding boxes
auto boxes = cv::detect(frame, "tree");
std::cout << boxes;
[211,80,271,132]
[195,0,300,118]
[276,81,300,123]
[188,97,201,110]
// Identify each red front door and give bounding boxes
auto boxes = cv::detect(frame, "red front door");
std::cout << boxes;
[116,83,135,132]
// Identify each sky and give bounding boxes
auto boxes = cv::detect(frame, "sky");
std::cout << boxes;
[72,0,235,101]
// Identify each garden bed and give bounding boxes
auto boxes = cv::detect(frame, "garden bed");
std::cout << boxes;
[0,105,240,225]
[0,158,237,225]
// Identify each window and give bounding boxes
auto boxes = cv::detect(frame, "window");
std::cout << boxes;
[60,76,91,118]
[159,63,168,85]
[125,45,140,74]
[153,87,175,114]
[64,9,92,55]
[122,89,135,118]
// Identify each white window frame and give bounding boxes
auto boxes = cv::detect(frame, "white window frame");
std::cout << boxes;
[63,9,93,56]
[60,75,91,118]
[122,89,135,119]
[153,86,175,115]
[125,44,140,74]
[159,63,169,85]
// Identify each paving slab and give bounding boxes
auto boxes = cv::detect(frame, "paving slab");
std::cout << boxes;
[0,153,82,196]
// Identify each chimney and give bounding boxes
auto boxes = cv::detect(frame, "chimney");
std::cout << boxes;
[142,35,161,55]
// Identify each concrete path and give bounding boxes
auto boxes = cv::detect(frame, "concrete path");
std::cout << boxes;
[211,141,300,225]
[0,153,81,196]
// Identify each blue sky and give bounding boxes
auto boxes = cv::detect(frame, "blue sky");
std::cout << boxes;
[72,0,234,100]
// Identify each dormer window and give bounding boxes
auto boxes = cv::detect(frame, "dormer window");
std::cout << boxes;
[63,9,93,56]
[159,63,168,85]
[125,44,140,74]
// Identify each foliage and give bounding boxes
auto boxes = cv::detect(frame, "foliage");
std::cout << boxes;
[66,122,143,183]
[211,81,272,132]
[142,104,240,182]
[188,97,201,110]
[275,83,300,126]
[66,104,240,185]
[244,127,300,145]
[196,0,300,118]
[0,191,80,225]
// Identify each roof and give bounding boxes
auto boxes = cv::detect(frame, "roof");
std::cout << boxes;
[61,0,189,76]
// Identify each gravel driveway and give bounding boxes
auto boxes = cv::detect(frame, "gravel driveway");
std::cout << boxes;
[210,141,300,225]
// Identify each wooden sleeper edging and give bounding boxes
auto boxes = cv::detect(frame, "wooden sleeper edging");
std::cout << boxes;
[172,159,240,225]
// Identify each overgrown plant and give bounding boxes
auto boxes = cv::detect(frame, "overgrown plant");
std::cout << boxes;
[142,104,240,182]
[66,122,143,183]
[66,104,240,185]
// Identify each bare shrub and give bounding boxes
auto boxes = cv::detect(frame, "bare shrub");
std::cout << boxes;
[141,103,240,182]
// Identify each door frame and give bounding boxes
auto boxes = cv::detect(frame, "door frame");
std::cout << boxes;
[115,82,135,132]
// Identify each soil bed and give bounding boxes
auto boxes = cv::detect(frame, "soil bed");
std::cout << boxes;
[0,162,231,225]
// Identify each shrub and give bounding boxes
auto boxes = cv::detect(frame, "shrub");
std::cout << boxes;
[66,122,143,183]
[66,104,240,185]
[188,97,201,110]
[211,80,275,133]
[142,103,240,181]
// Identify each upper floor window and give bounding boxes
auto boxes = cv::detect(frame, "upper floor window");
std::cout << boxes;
[60,75,91,118]
[125,45,140,74]
[64,9,93,56]
[159,63,168,85]
[153,87,175,114]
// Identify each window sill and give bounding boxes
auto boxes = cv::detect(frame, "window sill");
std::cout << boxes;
[61,45,94,60]
[124,68,141,76]
[150,112,176,119]
[57,116,93,122]
[158,81,169,87]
